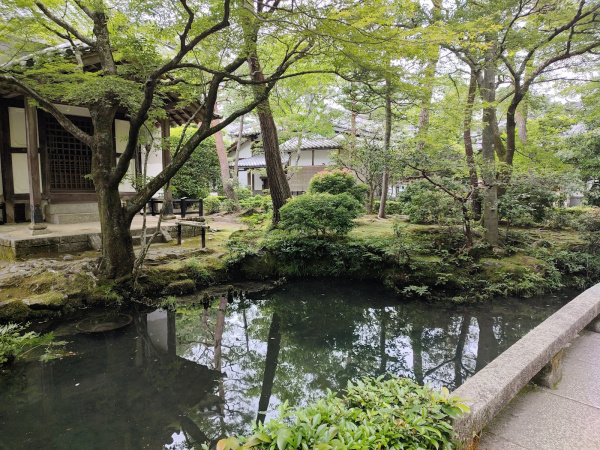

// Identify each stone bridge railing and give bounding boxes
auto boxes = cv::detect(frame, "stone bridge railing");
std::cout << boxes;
[450,283,600,449]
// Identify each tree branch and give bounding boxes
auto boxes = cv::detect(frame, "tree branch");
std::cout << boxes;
[34,2,95,47]
[0,73,92,146]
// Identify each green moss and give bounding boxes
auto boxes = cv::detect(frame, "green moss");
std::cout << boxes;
[22,292,67,310]
[0,246,16,262]
[164,279,196,296]
[0,301,31,322]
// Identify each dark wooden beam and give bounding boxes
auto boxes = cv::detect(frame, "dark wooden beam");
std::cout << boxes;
[0,100,15,222]
[24,97,47,232]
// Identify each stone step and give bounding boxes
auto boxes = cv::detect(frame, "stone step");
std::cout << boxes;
[45,202,99,215]
[46,212,100,224]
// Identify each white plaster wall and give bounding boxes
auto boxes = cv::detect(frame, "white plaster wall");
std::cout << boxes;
[115,120,129,153]
[116,120,136,193]
[253,172,263,192]
[296,151,312,166]
[238,141,253,159]
[238,169,249,188]
[8,107,26,148]
[313,149,332,165]
[12,153,29,194]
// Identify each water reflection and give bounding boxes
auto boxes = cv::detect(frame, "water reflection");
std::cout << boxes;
[0,280,575,449]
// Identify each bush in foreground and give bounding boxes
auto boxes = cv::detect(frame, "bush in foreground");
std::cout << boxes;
[211,376,468,450]
[279,193,362,237]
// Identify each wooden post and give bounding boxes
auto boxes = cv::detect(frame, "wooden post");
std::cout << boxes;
[201,226,206,248]
[177,223,182,245]
[24,98,47,234]
[180,198,187,218]
[160,118,175,219]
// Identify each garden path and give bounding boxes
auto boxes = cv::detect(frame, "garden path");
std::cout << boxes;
[479,326,600,449]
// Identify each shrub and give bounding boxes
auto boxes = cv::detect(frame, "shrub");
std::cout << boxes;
[221,198,238,213]
[279,193,362,237]
[239,194,264,210]
[308,168,367,203]
[203,196,221,214]
[499,176,558,225]
[261,195,273,212]
[210,376,468,450]
[234,186,253,201]
[397,180,458,224]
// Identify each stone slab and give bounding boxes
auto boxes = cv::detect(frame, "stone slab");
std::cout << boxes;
[587,315,600,333]
[478,432,527,450]
[451,283,600,446]
[564,330,600,364]
[556,356,600,409]
[58,242,90,253]
[59,234,90,244]
[482,387,600,450]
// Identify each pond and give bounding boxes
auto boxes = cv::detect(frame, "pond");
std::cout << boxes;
[0,280,576,449]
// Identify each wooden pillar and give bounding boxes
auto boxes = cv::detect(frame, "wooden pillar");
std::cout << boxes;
[0,102,15,223]
[160,118,175,219]
[24,98,47,234]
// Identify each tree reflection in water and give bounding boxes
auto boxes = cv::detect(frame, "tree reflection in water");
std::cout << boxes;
[0,280,575,449]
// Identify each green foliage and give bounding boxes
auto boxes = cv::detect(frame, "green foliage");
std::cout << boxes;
[279,193,363,237]
[203,196,222,214]
[499,175,557,225]
[210,376,468,450]
[0,323,54,366]
[234,187,254,201]
[397,181,458,225]
[170,134,221,199]
[308,169,367,203]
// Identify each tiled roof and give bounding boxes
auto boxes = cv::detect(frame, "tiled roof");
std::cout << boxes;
[234,154,288,169]
[235,156,267,168]
[280,135,343,152]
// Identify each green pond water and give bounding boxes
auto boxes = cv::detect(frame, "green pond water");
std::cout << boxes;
[0,280,577,449]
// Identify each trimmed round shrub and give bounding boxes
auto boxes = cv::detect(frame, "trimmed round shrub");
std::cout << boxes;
[308,168,367,203]
[203,196,221,214]
[279,193,362,237]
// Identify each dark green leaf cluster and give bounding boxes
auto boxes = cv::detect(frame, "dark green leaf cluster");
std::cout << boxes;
[170,136,221,199]
[308,169,368,204]
[279,193,363,237]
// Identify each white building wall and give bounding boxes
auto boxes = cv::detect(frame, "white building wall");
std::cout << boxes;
[313,149,332,165]
[7,107,42,194]
[8,107,26,148]
[115,120,136,193]
[237,141,253,159]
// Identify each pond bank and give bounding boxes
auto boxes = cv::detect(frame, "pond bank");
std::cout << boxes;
[1,214,598,323]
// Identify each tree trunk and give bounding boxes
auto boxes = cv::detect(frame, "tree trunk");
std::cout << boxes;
[246,54,291,224]
[90,102,136,280]
[463,69,481,217]
[378,78,392,219]
[257,313,281,425]
[212,103,237,202]
[233,116,244,180]
[516,103,528,143]
[481,38,500,247]
[96,181,135,279]
[366,188,375,214]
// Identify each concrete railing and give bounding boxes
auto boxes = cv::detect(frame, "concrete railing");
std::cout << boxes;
[451,283,600,448]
